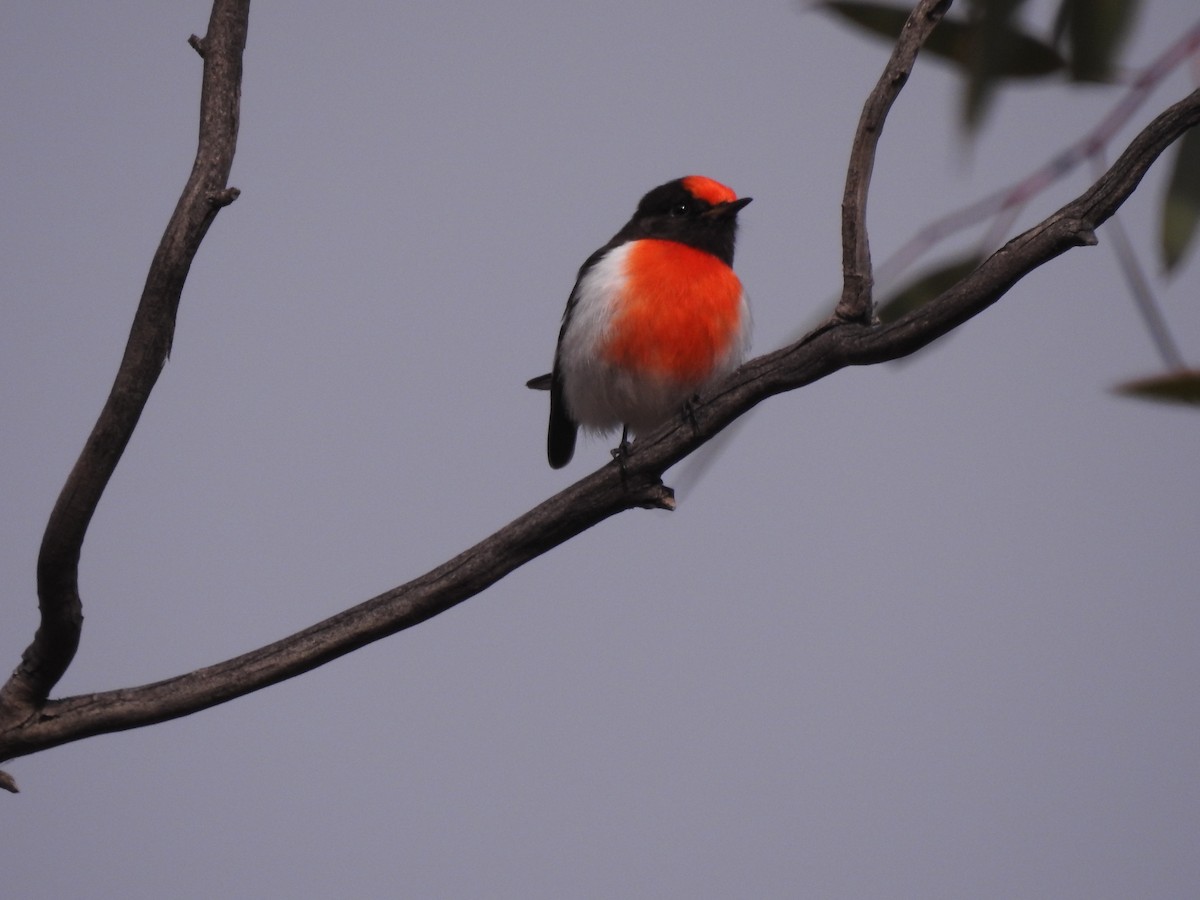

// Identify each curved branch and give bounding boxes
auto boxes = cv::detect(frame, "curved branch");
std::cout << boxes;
[0,1,249,732]
[838,0,952,323]
[2,85,1196,766]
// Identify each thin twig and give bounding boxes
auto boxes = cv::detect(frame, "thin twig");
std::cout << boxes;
[838,0,952,323]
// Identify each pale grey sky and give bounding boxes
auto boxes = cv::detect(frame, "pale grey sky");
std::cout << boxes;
[3,2,1198,897]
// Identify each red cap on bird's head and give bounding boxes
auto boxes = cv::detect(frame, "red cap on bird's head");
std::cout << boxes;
[680,175,739,206]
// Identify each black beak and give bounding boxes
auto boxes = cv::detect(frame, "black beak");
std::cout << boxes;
[704,196,752,219]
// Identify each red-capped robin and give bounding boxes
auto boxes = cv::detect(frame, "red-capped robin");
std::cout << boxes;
[527,175,751,468]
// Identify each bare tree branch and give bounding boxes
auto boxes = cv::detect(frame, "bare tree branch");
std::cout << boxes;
[0,1,249,734]
[838,0,952,323]
[2,0,1196,785]
[1,79,1196,767]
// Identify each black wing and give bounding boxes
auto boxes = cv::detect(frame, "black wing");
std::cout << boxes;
[533,235,631,468]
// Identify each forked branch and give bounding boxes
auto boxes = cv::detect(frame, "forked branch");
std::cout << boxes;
[0,0,250,762]
[2,0,1196,785]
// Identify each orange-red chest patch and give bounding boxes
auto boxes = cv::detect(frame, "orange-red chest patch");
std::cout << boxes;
[602,239,743,383]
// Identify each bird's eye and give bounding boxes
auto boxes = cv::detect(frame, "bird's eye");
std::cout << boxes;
[669,203,689,217]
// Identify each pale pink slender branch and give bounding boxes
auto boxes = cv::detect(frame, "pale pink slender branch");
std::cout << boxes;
[876,18,1200,290]
[1091,155,1187,370]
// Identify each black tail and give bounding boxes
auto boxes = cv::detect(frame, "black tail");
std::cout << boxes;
[547,377,577,468]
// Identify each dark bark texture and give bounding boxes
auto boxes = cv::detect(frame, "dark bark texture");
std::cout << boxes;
[1,0,1196,786]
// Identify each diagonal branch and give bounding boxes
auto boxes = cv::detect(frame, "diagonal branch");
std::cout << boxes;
[838,0,952,323]
[1091,157,1187,371]
[2,84,1196,768]
[0,1,249,739]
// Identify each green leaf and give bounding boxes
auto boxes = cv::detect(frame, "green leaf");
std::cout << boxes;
[818,2,1064,79]
[876,255,985,323]
[963,0,1043,130]
[1053,0,1139,82]
[1161,126,1200,273]
[818,1,1064,131]
[1114,370,1200,407]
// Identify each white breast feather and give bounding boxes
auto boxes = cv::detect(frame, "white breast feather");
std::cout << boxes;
[557,242,750,436]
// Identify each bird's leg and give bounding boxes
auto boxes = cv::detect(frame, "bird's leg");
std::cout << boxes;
[611,425,632,479]
[682,394,702,435]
